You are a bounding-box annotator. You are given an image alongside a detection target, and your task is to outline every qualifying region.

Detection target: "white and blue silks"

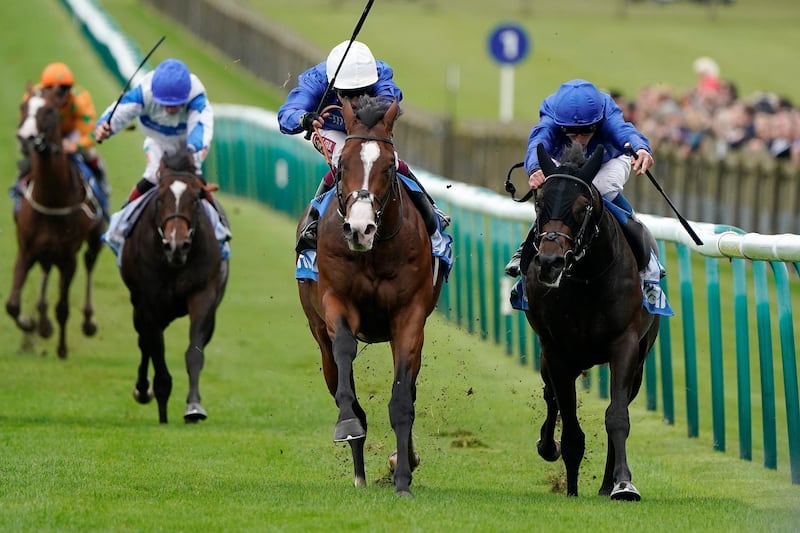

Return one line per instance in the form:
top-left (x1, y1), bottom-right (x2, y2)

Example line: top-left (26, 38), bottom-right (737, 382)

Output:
top-left (295, 174), bottom-right (454, 283)
top-left (102, 188), bottom-right (231, 267)
top-left (510, 197), bottom-right (673, 317)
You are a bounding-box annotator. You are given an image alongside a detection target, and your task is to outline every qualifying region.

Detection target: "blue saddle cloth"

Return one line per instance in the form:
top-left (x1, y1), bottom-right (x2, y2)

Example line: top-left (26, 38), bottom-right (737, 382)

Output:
top-left (296, 175), bottom-right (454, 282)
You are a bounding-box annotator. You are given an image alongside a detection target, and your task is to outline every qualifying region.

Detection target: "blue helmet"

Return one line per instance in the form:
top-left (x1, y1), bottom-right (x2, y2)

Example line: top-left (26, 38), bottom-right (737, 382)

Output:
top-left (552, 79), bottom-right (604, 127)
top-left (151, 59), bottom-right (191, 106)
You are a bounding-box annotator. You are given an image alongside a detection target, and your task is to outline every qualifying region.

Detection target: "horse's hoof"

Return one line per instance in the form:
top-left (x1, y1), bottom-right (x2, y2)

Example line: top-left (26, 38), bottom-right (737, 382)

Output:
top-left (184, 403), bottom-right (208, 423)
top-left (395, 489), bottom-right (413, 498)
top-left (17, 316), bottom-right (37, 334)
top-left (610, 481), bottom-right (641, 501)
top-left (82, 320), bottom-right (97, 337)
top-left (537, 439), bottom-right (561, 462)
top-left (389, 451), bottom-right (421, 472)
top-left (354, 476), bottom-right (367, 488)
top-left (132, 385), bottom-right (154, 404)
top-left (333, 418), bottom-right (365, 442)
top-left (38, 319), bottom-right (53, 338)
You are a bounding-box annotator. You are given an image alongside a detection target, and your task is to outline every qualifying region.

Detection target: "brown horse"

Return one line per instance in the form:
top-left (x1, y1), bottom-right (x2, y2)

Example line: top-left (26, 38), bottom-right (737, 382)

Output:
top-left (521, 143), bottom-right (660, 500)
top-left (7, 86), bottom-right (106, 358)
top-left (297, 96), bottom-right (445, 495)
top-left (120, 149), bottom-right (229, 424)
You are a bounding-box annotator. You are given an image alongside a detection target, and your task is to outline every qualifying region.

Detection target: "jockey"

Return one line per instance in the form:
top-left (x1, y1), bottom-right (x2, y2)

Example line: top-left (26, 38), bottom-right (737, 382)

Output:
top-left (94, 58), bottom-right (215, 206)
top-left (11, 62), bottom-right (110, 207)
top-left (505, 79), bottom-right (664, 297)
top-left (278, 40), bottom-right (449, 252)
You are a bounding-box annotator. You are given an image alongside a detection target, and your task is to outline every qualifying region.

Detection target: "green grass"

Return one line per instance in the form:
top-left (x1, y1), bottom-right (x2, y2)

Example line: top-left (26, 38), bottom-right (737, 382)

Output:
top-left (239, 0), bottom-right (800, 122)
top-left (0, 1), bottom-right (799, 531)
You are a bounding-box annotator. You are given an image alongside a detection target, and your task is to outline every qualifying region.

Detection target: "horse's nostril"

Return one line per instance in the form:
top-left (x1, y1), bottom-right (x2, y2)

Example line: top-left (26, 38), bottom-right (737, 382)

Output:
top-left (364, 224), bottom-right (376, 236)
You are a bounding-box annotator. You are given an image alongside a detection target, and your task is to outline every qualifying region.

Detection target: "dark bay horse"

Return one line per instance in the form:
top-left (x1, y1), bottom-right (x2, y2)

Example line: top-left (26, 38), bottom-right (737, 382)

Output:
top-left (121, 149), bottom-right (228, 423)
top-left (522, 143), bottom-right (660, 500)
top-left (7, 86), bottom-right (106, 358)
top-left (297, 96), bottom-right (445, 495)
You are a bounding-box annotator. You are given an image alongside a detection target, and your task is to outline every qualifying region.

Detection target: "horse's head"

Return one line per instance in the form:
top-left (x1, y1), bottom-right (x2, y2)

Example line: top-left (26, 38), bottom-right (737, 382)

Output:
top-left (336, 95), bottom-right (400, 252)
top-left (17, 88), bottom-right (60, 155)
top-left (155, 149), bottom-right (204, 267)
top-left (530, 142), bottom-right (604, 286)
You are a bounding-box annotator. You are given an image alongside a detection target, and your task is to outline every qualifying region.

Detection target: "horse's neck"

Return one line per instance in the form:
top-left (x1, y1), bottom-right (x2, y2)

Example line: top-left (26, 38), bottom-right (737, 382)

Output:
top-left (29, 146), bottom-right (79, 203)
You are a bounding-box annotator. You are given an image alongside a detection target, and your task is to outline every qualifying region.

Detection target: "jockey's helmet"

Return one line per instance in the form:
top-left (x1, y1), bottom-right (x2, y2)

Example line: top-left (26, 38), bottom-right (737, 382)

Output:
top-left (40, 62), bottom-right (74, 87)
top-left (152, 58), bottom-right (192, 106)
top-left (552, 79), bottom-right (604, 127)
top-left (327, 40), bottom-right (378, 90)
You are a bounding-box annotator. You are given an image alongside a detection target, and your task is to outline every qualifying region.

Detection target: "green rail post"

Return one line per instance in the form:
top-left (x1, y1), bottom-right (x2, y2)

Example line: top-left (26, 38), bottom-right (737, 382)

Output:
top-left (753, 261), bottom-right (777, 470)
top-left (678, 244), bottom-right (699, 437)
top-left (706, 257), bottom-right (725, 451)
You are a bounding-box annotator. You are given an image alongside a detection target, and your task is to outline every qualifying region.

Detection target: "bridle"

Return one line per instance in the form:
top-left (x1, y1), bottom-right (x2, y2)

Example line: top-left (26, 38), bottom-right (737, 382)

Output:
top-left (155, 173), bottom-right (200, 247)
top-left (532, 173), bottom-right (601, 276)
top-left (336, 133), bottom-right (403, 241)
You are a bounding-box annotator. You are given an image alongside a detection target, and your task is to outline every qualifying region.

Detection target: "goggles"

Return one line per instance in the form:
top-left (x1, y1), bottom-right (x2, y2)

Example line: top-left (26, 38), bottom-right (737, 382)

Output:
top-left (561, 123), bottom-right (599, 135)
top-left (54, 84), bottom-right (73, 97)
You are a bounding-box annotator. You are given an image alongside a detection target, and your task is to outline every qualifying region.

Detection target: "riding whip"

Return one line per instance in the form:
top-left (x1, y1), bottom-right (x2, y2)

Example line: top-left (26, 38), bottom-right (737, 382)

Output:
top-left (624, 142), bottom-right (703, 245)
top-left (304, 0), bottom-right (375, 140)
top-left (99, 35), bottom-right (166, 143)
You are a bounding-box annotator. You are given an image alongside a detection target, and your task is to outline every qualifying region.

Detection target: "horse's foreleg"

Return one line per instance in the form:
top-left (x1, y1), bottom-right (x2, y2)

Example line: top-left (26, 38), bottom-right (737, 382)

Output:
top-left (604, 337), bottom-right (644, 501)
top-left (184, 297), bottom-right (217, 423)
top-left (6, 253), bottom-right (36, 333)
top-left (134, 308), bottom-right (170, 423)
top-left (537, 361), bottom-right (562, 462)
top-left (81, 230), bottom-right (104, 337)
top-left (54, 258), bottom-right (77, 359)
top-left (36, 267), bottom-right (53, 338)
top-left (331, 318), bottom-right (365, 441)
top-left (388, 320), bottom-right (424, 496)
top-left (551, 372), bottom-right (584, 497)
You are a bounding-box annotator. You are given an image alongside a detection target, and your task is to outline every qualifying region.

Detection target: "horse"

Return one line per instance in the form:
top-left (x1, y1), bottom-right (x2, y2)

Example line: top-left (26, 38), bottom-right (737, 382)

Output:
top-left (120, 148), bottom-right (228, 424)
top-left (7, 85), bottom-right (107, 358)
top-left (521, 142), bottom-right (660, 500)
top-left (297, 96), bottom-right (445, 495)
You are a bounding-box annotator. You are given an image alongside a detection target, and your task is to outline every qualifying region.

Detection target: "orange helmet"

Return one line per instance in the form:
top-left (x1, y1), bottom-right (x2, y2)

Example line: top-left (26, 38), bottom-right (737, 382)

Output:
top-left (40, 62), bottom-right (75, 87)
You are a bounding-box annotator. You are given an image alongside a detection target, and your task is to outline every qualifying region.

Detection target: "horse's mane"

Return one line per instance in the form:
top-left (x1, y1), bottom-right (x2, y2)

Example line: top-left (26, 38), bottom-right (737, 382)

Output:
top-left (353, 95), bottom-right (397, 129)
top-left (558, 142), bottom-right (589, 175)
top-left (161, 148), bottom-right (197, 175)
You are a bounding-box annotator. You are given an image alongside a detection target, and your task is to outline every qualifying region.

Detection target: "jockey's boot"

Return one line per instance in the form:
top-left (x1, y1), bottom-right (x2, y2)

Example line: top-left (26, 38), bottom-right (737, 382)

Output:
top-left (9, 158), bottom-right (31, 218)
top-left (295, 180), bottom-right (334, 253)
top-left (124, 178), bottom-right (155, 207)
top-left (397, 160), bottom-right (451, 232)
top-left (86, 156), bottom-right (112, 197)
top-left (505, 244), bottom-right (524, 278)
top-left (611, 193), bottom-right (651, 272)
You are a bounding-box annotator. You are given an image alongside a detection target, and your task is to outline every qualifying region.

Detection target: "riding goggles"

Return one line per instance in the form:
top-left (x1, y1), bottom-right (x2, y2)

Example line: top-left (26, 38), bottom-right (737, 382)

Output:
top-left (53, 84), bottom-right (73, 96)
top-left (560, 122), bottom-right (599, 135)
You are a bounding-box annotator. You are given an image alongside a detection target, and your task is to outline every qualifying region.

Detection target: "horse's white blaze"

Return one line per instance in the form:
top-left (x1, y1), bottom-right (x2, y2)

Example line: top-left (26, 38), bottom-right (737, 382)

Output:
top-left (360, 142), bottom-right (379, 189)
top-left (17, 96), bottom-right (45, 138)
top-left (166, 180), bottom-right (189, 245)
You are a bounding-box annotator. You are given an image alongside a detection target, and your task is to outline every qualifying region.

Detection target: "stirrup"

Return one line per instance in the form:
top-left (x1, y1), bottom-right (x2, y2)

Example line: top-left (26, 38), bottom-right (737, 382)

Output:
top-left (434, 205), bottom-right (451, 230)
top-left (505, 248), bottom-right (523, 278)
top-left (295, 220), bottom-right (318, 253)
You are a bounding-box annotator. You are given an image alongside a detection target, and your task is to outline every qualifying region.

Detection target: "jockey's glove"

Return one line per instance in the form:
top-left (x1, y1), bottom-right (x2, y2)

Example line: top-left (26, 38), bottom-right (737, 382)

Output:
top-left (300, 112), bottom-right (321, 133)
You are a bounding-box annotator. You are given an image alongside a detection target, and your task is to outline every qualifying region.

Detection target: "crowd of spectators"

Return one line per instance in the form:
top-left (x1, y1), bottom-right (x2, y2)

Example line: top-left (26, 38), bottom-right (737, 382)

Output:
top-left (609, 57), bottom-right (800, 164)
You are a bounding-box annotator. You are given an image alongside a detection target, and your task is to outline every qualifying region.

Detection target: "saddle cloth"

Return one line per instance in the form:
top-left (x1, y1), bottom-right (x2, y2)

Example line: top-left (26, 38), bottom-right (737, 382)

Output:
top-left (102, 188), bottom-right (232, 267)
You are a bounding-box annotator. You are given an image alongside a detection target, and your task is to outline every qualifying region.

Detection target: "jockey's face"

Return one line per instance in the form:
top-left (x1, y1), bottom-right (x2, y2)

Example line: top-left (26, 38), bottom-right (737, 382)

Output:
top-left (565, 131), bottom-right (595, 147)
top-left (162, 105), bottom-right (182, 115)
top-left (48, 84), bottom-right (71, 106)
top-left (561, 122), bottom-right (599, 147)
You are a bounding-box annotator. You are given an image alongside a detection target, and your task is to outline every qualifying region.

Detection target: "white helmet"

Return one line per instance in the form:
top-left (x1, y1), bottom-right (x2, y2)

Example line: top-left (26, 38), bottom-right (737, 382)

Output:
top-left (326, 40), bottom-right (378, 90)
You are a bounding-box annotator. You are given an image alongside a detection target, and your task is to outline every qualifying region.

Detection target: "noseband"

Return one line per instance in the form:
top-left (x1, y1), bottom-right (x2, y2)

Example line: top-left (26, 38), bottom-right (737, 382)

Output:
top-left (156, 174), bottom-right (200, 245)
top-left (533, 173), bottom-right (600, 275)
top-left (337, 134), bottom-right (402, 241)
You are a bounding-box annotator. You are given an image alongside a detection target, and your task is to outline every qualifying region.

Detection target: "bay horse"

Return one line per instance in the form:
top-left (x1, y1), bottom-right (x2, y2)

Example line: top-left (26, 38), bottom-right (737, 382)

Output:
top-left (120, 148), bottom-right (228, 424)
top-left (297, 96), bottom-right (445, 495)
top-left (7, 86), bottom-right (106, 358)
top-left (521, 143), bottom-right (660, 500)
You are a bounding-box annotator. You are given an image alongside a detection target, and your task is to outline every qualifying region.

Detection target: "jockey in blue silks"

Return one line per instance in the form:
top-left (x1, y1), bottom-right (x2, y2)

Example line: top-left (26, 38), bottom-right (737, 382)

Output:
top-left (506, 79), bottom-right (666, 310)
top-left (278, 40), bottom-right (449, 253)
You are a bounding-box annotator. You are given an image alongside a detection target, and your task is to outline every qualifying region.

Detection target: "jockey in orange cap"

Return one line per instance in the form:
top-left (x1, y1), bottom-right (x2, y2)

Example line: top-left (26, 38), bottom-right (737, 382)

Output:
top-left (11, 62), bottom-right (110, 212)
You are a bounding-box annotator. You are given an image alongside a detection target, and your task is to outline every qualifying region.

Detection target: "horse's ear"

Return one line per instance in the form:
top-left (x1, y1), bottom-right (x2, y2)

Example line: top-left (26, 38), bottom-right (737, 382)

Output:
top-left (342, 97), bottom-right (357, 131)
top-left (537, 143), bottom-right (557, 177)
top-left (384, 99), bottom-right (400, 131)
top-left (578, 145), bottom-right (605, 184)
